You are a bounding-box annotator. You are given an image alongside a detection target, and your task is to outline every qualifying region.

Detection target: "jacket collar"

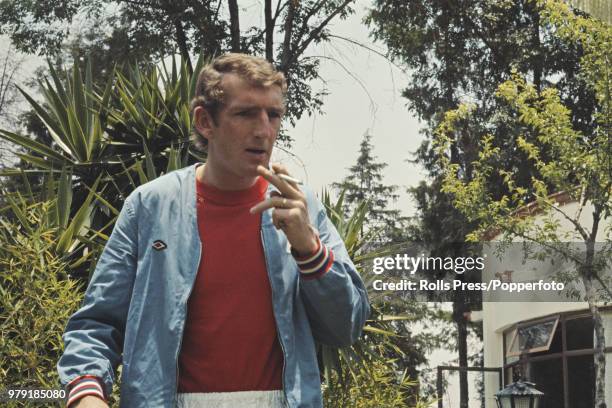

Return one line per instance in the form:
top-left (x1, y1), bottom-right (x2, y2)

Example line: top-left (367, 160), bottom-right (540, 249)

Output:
top-left (188, 163), bottom-right (276, 227)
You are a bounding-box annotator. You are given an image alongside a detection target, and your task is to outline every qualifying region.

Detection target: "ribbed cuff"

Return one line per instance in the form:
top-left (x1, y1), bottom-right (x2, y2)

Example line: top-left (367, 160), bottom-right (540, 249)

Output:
top-left (66, 375), bottom-right (106, 407)
top-left (292, 235), bottom-right (334, 280)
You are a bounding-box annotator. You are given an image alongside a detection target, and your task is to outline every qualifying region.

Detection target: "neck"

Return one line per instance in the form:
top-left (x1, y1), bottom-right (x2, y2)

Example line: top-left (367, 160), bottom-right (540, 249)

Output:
top-left (197, 160), bottom-right (258, 191)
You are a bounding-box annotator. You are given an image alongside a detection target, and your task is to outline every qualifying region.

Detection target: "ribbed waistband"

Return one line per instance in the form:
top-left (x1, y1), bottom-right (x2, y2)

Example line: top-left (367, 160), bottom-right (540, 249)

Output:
top-left (176, 390), bottom-right (287, 408)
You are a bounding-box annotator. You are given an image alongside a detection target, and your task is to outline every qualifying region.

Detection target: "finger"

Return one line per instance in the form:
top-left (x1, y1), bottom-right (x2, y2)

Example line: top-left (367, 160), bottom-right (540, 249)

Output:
top-left (270, 163), bottom-right (293, 178)
top-left (249, 196), bottom-right (302, 214)
top-left (259, 164), bottom-right (299, 195)
top-left (269, 192), bottom-right (289, 224)
top-left (272, 218), bottom-right (283, 230)
top-left (272, 208), bottom-right (293, 229)
top-left (271, 163), bottom-right (302, 189)
top-left (270, 162), bottom-right (288, 173)
top-left (256, 165), bottom-right (300, 198)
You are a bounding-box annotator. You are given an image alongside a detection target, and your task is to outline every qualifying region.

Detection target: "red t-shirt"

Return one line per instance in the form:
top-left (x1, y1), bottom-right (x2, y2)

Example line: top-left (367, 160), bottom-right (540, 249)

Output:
top-left (177, 176), bottom-right (284, 392)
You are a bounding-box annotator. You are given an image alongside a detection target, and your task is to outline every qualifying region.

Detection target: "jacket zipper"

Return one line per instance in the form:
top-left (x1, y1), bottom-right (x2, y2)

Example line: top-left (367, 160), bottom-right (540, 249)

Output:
top-left (172, 243), bottom-right (202, 407)
top-left (260, 229), bottom-right (288, 406)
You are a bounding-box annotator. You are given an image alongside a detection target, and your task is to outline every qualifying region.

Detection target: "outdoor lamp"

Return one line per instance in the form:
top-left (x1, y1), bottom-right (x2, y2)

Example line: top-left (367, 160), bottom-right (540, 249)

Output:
top-left (494, 380), bottom-right (544, 408)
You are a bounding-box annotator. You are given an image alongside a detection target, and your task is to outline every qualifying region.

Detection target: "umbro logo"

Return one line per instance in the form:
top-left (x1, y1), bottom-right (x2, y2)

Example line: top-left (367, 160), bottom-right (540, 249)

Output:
top-left (152, 240), bottom-right (167, 251)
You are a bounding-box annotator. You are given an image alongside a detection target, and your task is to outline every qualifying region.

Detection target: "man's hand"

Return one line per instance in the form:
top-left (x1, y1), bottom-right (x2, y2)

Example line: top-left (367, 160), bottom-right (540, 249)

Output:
top-left (250, 164), bottom-right (318, 256)
top-left (73, 395), bottom-right (109, 408)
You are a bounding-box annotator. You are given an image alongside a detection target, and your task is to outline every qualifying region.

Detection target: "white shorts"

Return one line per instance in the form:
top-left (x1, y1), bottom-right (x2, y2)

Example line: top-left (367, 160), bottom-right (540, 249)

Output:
top-left (176, 390), bottom-right (287, 408)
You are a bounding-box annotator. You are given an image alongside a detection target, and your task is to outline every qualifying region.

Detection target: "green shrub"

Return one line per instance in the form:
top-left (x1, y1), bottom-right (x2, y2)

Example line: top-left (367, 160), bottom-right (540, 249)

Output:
top-left (322, 353), bottom-right (434, 408)
top-left (0, 202), bottom-right (83, 406)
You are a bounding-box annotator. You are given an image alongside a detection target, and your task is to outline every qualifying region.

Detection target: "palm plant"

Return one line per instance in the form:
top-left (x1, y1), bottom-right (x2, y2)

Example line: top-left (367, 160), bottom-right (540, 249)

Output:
top-left (1, 166), bottom-right (109, 277)
top-left (0, 56), bottom-right (206, 237)
top-left (0, 55), bottom-right (211, 278)
top-left (319, 189), bottom-right (424, 403)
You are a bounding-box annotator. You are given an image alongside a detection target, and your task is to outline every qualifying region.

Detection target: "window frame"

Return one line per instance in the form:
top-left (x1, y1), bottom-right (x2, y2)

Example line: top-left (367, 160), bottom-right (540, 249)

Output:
top-left (501, 307), bottom-right (612, 408)
top-left (505, 315), bottom-right (560, 357)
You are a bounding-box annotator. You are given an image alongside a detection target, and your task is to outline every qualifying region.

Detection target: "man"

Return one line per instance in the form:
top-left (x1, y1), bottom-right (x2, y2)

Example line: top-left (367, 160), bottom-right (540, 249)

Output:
top-left (58, 53), bottom-right (369, 408)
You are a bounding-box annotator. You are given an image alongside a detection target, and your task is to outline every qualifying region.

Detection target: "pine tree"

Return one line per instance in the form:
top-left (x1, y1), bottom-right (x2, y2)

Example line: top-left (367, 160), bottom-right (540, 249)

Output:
top-left (333, 131), bottom-right (407, 243)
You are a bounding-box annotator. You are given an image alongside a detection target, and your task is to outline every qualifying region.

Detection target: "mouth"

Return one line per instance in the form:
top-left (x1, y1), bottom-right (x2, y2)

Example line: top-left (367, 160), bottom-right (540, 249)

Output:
top-left (245, 148), bottom-right (267, 157)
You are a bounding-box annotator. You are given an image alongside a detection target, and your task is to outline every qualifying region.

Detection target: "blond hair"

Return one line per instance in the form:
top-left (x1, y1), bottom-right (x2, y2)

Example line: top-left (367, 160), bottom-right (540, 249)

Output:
top-left (190, 53), bottom-right (287, 151)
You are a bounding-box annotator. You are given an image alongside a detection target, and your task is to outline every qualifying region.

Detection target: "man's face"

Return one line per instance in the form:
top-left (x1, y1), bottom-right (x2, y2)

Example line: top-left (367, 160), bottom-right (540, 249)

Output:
top-left (195, 73), bottom-right (284, 188)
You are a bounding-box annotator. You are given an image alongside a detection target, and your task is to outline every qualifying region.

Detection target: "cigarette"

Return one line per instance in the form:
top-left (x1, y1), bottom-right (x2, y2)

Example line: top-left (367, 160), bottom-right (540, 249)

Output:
top-left (269, 164), bottom-right (303, 185)
top-left (278, 173), bottom-right (303, 185)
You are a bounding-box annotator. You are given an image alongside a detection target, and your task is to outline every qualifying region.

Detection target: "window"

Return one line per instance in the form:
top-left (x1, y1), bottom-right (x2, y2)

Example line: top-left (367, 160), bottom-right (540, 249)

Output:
top-left (502, 308), bottom-right (612, 408)
top-left (566, 316), bottom-right (594, 350)
top-left (529, 358), bottom-right (564, 408)
top-left (567, 355), bottom-right (595, 408)
top-left (506, 316), bottom-right (559, 357)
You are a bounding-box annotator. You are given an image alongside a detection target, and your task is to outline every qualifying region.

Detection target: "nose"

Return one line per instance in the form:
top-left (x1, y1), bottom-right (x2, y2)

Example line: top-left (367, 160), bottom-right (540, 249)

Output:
top-left (253, 110), bottom-right (274, 139)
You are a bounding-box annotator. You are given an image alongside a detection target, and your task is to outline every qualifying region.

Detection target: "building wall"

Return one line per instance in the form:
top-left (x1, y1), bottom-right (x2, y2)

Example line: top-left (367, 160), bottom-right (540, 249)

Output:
top-left (482, 200), bottom-right (611, 407)
top-left (483, 302), bottom-right (588, 407)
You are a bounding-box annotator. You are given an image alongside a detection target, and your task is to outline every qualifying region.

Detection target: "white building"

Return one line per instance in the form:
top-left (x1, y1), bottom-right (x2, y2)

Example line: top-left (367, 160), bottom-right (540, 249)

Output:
top-left (482, 194), bottom-right (612, 407)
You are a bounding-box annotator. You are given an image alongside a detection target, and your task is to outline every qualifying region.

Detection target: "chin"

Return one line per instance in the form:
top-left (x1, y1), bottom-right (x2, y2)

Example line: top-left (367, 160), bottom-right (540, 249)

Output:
top-left (244, 164), bottom-right (261, 177)
top-left (253, 158), bottom-right (270, 169)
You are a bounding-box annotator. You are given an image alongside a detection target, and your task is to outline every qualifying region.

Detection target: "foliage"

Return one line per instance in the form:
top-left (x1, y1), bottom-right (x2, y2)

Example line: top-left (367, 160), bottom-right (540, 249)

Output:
top-left (0, 0), bottom-right (358, 139)
top-left (0, 196), bottom-right (125, 406)
top-left (365, 1), bottom-right (603, 405)
top-left (3, 55), bottom-right (201, 173)
top-left (2, 167), bottom-right (110, 274)
top-left (0, 56), bottom-right (205, 276)
top-left (435, 0), bottom-right (611, 405)
top-left (365, 0), bottom-right (602, 238)
top-left (365, 0), bottom-right (602, 249)
top-left (0, 201), bottom-right (84, 406)
top-left (0, 45), bottom-right (24, 166)
top-left (366, 0), bottom-right (596, 132)
top-left (323, 349), bottom-right (435, 408)
top-left (321, 188), bottom-right (410, 306)
top-left (320, 187), bottom-right (403, 374)
top-left (332, 131), bottom-right (408, 243)
top-left (435, 2), bottom-right (611, 245)
top-left (320, 188), bottom-right (445, 404)
top-left (0, 45), bottom-right (22, 129)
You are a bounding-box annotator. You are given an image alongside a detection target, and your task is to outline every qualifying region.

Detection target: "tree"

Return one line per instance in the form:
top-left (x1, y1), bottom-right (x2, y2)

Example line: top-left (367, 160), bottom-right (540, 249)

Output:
top-left (333, 131), bottom-right (407, 242)
top-left (0, 0), bottom-right (359, 141)
top-left (0, 45), bottom-right (23, 164)
top-left (0, 46), bottom-right (20, 124)
top-left (320, 189), bottom-right (445, 406)
top-left (365, 1), bottom-right (601, 405)
top-left (435, 1), bottom-right (611, 405)
top-left (0, 1), bottom-right (365, 229)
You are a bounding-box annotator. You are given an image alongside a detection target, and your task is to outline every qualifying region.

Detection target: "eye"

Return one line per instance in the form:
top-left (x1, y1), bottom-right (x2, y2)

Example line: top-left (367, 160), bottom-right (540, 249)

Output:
top-left (268, 110), bottom-right (281, 119)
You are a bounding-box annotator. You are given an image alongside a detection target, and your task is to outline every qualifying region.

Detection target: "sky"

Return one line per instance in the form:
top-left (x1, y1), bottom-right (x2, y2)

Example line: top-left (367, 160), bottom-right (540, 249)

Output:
top-left (240, 1), bottom-right (426, 217)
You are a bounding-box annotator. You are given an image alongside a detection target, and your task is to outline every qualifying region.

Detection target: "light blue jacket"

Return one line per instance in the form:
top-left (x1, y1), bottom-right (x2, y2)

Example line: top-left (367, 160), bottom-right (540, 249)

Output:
top-left (58, 164), bottom-right (370, 407)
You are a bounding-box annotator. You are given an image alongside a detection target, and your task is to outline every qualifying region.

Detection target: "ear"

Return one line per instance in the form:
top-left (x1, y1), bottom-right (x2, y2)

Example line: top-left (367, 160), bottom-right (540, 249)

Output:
top-left (194, 106), bottom-right (216, 142)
